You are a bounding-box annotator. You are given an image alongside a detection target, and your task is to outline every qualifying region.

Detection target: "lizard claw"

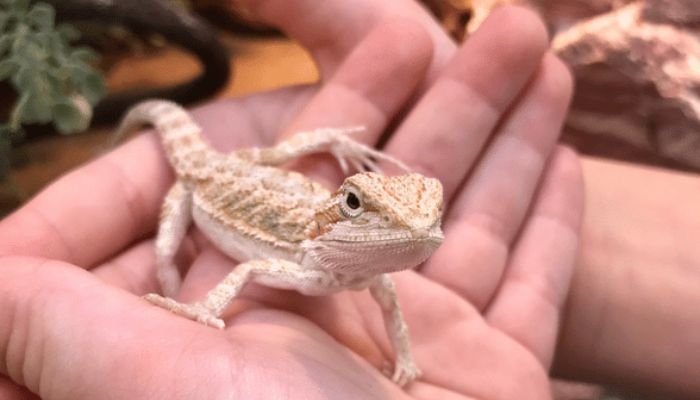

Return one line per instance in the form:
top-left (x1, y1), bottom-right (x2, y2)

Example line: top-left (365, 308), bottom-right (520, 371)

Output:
top-left (328, 128), bottom-right (411, 175)
top-left (144, 294), bottom-right (225, 329)
top-left (388, 357), bottom-right (421, 387)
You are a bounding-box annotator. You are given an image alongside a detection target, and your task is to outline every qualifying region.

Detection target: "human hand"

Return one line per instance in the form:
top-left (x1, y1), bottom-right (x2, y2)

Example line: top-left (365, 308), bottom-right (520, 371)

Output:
top-left (555, 158), bottom-right (700, 398)
top-left (0, 3), bottom-right (581, 399)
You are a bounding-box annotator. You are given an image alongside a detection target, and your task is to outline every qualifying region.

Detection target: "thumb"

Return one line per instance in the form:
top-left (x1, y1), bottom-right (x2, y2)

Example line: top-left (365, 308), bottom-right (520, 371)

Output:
top-left (0, 257), bottom-right (410, 400)
top-left (0, 257), bottom-right (220, 399)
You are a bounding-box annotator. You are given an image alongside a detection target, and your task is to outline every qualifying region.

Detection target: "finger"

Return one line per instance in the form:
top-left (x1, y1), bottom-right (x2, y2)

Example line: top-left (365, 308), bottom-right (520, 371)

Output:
top-left (237, 0), bottom-right (454, 77)
top-left (420, 53), bottom-right (574, 308)
top-left (0, 136), bottom-right (172, 267)
top-left (385, 6), bottom-right (550, 199)
top-left (89, 221), bottom-right (210, 294)
top-left (0, 377), bottom-right (37, 400)
top-left (358, 271), bottom-right (552, 399)
top-left (278, 20), bottom-right (433, 185)
top-left (485, 147), bottom-right (584, 367)
top-left (195, 86), bottom-right (317, 150)
top-left (0, 256), bottom-right (193, 399)
top-left (284, 20), bottom-right (432, 133)
top-left (91, 239), bottom-right (159, 294)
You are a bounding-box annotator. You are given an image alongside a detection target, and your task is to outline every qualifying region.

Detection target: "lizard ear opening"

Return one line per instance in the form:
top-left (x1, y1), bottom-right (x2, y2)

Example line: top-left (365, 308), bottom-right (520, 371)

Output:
top-left (339, 187), bottom-right (364, 218)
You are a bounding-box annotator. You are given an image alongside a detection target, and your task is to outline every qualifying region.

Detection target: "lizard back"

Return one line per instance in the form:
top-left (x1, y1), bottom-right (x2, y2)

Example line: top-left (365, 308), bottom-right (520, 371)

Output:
top-left (117, 100), bottom-right (334, 263)
top-left (191, 158), bottom-right (331, 261)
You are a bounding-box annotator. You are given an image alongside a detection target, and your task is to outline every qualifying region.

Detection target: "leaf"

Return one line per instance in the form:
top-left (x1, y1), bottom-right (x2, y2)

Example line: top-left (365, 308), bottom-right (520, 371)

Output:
top-left (48, 35), bottom-right (69, 64)
top-left (0, 35), bottom-right (12, 56)
top-left (32, 31), bottom-right (51, 48)
top-left (26, 3), bottom-right (55, 29)
top-left (8, 0), bottom-right (29, 12)
top-left (78, 70), bottom-right (105, 105)
top-left (22, 39), bottom-right (46, 62)
top-left (56, 24), bottom-right (80, 42)
top-left (45, 63), bottom-right (67, 81)
top-left (12, 75), bottom-right (54, 124)
top-left (22, 90), bottom-right (54, 123)
top-left (0, 1), bottom-right (104, 135)
top-left (10, 25), bottom-right (31, 55)
top-left (44, 68), bottom-right (66, 92)
top-left (0, 13), bottom-right (9, 32)
top-left (11, 65), bottom-right (37, 91)
top-left (52, 100), bottom-right (88, 134)
top-left (0, 59), bottom-right (18, 81)
top-left (70, 47), bottom-right (98, 64)
top-left (9, 93), bottom-right (30, 131)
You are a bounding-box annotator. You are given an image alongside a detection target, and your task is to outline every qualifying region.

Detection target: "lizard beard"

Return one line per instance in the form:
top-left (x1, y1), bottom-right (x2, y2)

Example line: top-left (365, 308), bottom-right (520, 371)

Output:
top-left (301, 228), bottom-right (443, 274)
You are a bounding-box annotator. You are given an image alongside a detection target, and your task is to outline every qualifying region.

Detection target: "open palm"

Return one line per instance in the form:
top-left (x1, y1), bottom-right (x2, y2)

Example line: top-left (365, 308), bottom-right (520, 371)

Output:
top-left (0, 3), bottom-right (582, 400)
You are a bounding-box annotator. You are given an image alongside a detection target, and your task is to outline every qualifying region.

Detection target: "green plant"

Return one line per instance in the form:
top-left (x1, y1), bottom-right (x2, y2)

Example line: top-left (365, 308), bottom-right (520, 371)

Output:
top-left (0, 0), bottom-right (106, 180)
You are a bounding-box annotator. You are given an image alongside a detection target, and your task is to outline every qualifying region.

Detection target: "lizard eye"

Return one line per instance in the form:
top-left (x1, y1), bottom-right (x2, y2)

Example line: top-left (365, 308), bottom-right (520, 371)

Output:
top-left (346, 192), bottom-right (360, 209)
top-left (340, 188), bottom-right (363, 218)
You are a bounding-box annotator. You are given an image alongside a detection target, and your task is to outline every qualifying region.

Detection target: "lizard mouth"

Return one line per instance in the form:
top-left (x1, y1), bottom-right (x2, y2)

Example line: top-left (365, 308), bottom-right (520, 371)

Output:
top-left (303, 226), bottom-right (444, 274)
top-left (335, 228), bottom-right (444, 246)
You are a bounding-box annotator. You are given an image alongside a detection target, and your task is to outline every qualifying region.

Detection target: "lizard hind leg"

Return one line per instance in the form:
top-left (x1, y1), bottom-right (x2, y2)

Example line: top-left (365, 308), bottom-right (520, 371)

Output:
top-left (144, 258), bottom-right (338, 329)
top-left (143, 260), bottom-right (257, 329)
top-left (155, 182), bottom-right (193, 297)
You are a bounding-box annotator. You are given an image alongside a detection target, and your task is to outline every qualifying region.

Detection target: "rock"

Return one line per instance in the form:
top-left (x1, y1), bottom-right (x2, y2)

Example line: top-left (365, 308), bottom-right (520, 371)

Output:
top-left (552, 2), bottom-right (700, 170)
top-left (441, 0), bottom-right (700, 170)
top-left (642, 0), bottom-right (700, 26)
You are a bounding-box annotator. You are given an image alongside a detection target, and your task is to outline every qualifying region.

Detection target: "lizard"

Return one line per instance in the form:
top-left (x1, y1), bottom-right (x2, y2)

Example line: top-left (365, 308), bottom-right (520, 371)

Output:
top-left (115, 100), bottom-right (445, 387)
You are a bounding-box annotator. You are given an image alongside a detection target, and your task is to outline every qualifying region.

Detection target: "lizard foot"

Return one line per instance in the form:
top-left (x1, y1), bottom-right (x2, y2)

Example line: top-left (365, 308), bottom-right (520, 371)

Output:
top-left (327, 129), bottom-right (410, 175)
top-left (144, 294), bottom-right (225, 329)
top-left (388, 358), bottom-right (422, 387)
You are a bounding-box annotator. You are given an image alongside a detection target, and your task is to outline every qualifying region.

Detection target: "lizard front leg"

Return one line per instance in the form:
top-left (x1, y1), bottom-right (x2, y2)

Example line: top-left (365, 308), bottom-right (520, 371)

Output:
top-left (369, 274), bottom-right (421, 387)
top-left (145, 258), bottom-right (338, 328)
top-left (233, 127), bottom-right (409, 174)
top-left (155, 182), bottom-right (192, 297)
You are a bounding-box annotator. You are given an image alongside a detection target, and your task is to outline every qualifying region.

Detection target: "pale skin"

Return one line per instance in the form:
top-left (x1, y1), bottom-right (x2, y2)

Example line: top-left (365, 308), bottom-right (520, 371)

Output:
top-left (1, 1), bottom-right (692, 399)
top-left (556, 158), bottom-right (700, 398)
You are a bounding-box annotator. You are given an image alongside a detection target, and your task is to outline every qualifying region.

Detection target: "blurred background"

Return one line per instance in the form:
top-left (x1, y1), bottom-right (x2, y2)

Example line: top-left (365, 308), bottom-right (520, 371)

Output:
top-left (0, 0), bottom-right (319, 213)
top-left (0, 1), bottom-right (697, 398)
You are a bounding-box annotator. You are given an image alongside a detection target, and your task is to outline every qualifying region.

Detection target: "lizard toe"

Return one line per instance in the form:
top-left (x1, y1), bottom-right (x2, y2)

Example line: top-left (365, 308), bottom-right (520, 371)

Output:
top-left (391, 360), bottom-right (421, 387)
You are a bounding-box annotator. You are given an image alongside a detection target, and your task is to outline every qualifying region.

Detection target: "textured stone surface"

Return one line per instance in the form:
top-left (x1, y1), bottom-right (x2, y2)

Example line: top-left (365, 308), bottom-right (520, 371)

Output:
top-left (551, 2), bottom-right (700, 170)
top-left (454, 0), bottom-right (700, 171)
top-left (642, 0), bottom-right (700, 25)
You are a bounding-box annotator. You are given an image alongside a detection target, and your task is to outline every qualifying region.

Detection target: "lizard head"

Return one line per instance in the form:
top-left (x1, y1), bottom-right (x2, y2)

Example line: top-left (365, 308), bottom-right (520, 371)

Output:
top-left (303, 172), bottom-right (444, 274)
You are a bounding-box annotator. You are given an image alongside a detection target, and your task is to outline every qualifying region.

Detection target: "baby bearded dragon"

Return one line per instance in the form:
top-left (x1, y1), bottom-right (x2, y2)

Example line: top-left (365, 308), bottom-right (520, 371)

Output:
top-left (116, 100), bottom-right (444, 386)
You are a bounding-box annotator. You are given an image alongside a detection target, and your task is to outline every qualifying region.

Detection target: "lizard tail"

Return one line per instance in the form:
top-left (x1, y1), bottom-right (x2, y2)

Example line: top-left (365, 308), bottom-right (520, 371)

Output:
top-left (113, 100), bottom-right (216, 180)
